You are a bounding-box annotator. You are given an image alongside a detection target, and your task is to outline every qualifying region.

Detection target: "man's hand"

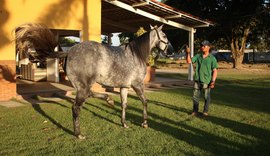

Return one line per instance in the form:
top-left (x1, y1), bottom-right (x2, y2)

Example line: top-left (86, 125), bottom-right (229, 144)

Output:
top-left (185, 45), bottom-right (191, 64)
top-left (186, 45), bottom-right (190, 54)
top-left (209, 81), bottom-right (215, 89)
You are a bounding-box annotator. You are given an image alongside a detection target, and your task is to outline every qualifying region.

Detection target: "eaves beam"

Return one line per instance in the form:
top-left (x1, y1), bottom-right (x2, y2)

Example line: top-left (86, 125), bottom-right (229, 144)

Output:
top-left (103, 0), bottom-right (193, 32)
top-left (132, 2), bottom-right (149, 7)
top-left (148, 0), bottom-right (211, 26)
top-left (194, 24), bottom-right (210, 28)
top-left (164, 14), bottom-right (182, 19)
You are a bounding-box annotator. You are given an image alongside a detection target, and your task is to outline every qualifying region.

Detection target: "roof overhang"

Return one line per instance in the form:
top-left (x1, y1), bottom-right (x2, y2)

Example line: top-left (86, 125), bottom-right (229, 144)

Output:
top-left (102, 0), bottom-right (214, 34)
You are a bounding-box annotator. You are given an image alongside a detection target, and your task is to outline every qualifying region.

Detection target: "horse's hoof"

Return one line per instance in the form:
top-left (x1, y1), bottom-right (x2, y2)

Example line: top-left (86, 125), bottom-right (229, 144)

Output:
top-left (107, 99), bottom-right (114, 107)
top-left (106, 97), bottom-right (114, 107)
top-left (123, 124), bottom-right (129, 128)
top-left (141, 123), bottom-right (148, 128)
top-left (77, 134), bottom-right (86, 140)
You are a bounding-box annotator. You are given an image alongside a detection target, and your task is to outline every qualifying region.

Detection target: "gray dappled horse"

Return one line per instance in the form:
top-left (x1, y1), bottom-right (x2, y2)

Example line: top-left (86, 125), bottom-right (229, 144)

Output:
top-left (16, 24), bottom-right (171, 139)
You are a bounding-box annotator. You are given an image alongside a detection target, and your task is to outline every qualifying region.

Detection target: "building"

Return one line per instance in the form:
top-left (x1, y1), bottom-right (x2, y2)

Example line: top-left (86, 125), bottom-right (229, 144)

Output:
top-left (0, 0), bottom-right (212, 101)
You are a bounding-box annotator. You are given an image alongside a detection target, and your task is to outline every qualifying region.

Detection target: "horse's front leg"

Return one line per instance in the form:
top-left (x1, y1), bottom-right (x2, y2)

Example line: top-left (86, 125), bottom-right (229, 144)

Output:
top-left (132, 85), bottom-right (148, 128)
top-left (120, 87), bottom-right (129, 128)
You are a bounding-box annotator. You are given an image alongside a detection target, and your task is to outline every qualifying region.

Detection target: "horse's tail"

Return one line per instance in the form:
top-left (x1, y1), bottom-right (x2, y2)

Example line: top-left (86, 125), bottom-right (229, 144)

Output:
top-left (15, 23), bottom-right (68, 58)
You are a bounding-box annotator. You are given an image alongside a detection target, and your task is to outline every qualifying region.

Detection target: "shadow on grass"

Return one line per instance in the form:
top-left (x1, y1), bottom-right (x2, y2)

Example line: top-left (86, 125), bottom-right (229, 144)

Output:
top-left (55, 86), bottom-right (270, 155)
top-left (83, 96), bottom-right (269, 155)
top-left (213, 78), bottom-right (270, 113)
top-left (22, 95), bottom-right (74, 136)
top-left (110, 94), bottom-right (270, 155)
top-left (156, 72), bottom-right (270, 114)
top-left (22, 82), bottom-right (270, 155)
top-left (202, 115), bottom-right (270, 144)
top-left (83, 101), bottom-right (122, 127)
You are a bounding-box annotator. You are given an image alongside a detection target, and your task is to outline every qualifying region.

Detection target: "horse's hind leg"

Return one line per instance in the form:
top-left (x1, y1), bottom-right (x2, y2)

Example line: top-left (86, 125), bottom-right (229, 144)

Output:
top-left (132, 84), bottom-right (148, 128)
top-left (73, 87), bottom-right (89, 139)
top-left (120, 87), bottom-right (129, 128)
top-left (91, 92), bottom-right (114, 107)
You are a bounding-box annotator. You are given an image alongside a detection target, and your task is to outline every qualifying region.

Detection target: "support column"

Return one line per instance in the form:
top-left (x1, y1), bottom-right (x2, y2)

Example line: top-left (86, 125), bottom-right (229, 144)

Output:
top-left (83, 0), bottom-right (101, 42)
top-left (108, 33), bottom-right (112, 45)
top-left (188, 28), bottom-right (195, 81)
top-left (46, 58), bottom-right (59, 83)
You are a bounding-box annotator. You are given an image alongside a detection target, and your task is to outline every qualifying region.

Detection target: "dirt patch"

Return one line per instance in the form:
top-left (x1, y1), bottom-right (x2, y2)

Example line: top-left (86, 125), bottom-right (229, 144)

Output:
top-left (217, 61), bottom-right (270, 74)
top-left (218, 61), bottom-right (270, 69)
top-left (158, 60), bottom-right (270, 74)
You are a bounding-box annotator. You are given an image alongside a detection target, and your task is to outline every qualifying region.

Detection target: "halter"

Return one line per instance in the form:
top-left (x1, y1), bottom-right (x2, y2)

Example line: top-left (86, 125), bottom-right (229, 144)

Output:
top-left (154, 28), bottom-right (169, 52)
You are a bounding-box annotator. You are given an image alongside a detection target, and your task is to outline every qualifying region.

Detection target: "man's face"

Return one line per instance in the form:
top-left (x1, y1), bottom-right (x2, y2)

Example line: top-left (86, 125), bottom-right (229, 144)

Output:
top-left (201, 45), bottom-right (210, 53)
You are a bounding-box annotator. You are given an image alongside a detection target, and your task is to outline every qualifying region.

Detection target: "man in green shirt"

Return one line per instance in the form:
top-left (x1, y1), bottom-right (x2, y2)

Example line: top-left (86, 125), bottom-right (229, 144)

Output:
top-left (186, 40), bottom-right (218, 116)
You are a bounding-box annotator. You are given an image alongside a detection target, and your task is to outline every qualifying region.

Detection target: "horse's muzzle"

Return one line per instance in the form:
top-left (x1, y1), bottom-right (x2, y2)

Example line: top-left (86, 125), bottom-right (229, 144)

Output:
top-left (162, 42), bottom-right (174, 56)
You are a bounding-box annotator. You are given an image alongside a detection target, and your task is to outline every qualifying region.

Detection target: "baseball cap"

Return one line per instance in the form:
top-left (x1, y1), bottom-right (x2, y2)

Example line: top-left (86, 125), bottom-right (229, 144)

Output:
top-left (201, 40), bottom-right (211, 46)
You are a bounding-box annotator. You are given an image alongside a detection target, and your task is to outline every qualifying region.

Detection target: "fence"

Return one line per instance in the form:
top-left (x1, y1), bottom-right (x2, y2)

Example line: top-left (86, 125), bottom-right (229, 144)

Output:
top-left (214, 50), bottom-right (270, 63)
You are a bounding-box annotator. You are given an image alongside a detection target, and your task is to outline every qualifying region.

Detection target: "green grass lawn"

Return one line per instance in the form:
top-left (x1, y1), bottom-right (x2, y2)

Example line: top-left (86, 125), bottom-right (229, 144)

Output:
top-left (1, 71), bottom-right (270, 155)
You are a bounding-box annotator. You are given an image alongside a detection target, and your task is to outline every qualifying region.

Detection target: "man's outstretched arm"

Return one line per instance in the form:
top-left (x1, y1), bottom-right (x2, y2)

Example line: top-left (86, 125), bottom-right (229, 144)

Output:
top-left (186, 46), bottom-right (192, 64)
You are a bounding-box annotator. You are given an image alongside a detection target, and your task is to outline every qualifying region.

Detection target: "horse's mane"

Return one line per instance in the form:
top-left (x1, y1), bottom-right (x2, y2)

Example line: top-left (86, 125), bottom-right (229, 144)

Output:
top-left (128, 32), bottom-right (150, 64)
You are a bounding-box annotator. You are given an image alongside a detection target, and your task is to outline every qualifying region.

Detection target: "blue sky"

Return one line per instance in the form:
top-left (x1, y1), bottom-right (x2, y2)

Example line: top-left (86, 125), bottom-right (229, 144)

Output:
top-left (111, 33), bottom-right (121, 46)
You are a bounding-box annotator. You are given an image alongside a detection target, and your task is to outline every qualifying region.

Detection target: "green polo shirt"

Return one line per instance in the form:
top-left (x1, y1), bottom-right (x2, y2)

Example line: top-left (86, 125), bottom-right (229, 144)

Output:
top-left (192, 53), bottom-right (218, 84)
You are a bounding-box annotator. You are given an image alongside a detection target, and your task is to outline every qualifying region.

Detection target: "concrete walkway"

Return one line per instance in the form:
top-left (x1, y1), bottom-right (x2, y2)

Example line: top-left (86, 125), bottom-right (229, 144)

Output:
top-left (0, 69), bottom-right (192, 107)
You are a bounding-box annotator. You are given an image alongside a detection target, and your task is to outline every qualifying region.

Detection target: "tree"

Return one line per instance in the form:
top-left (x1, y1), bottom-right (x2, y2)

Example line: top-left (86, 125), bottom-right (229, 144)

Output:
top-left (249, 3), bottom-right (270, 51)
top-left (164, 0), bottom-right (270, 68)
top-left (59, 37), bottom-right (77, 47)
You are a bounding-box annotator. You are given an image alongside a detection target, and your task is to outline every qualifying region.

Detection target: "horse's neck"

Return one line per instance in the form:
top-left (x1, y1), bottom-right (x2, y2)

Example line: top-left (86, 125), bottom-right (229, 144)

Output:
top-left (135, 32), bottom-right (155, 59)
top-left (141, 31), bottom-right (157, 54)
top-left (140, 40), bottom-right (151, 56)
top-left (130, 33), bottom-right (151, 63)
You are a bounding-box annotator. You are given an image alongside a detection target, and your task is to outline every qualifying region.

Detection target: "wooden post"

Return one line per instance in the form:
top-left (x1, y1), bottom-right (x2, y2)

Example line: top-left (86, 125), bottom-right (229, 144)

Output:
top-left (188, 28), bottom-right (195, 81)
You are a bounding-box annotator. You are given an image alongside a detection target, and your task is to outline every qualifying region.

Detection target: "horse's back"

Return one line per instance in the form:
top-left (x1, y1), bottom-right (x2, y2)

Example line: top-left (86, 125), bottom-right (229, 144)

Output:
top-left (67, 41), bottom-right (102, 59)
top-left (66, 41), bottom-right (146, 88)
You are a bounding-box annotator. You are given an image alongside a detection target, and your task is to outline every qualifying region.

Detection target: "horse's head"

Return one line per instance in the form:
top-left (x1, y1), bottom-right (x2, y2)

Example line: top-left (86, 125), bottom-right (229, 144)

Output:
top-left (150, 25), bottom-right (174, 56)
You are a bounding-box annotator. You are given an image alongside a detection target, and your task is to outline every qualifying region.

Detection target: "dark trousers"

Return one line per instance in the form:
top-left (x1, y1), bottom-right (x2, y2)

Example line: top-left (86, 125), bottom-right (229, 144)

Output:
top-left (193, 81), bottom-right (211, 113)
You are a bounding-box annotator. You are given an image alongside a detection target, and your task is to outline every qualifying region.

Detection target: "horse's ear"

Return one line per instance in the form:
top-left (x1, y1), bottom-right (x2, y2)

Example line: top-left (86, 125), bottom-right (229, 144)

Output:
top-left (150, 25), bottom-right (154, 30)
top-left (158, 24), bottom-right (164, 30)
